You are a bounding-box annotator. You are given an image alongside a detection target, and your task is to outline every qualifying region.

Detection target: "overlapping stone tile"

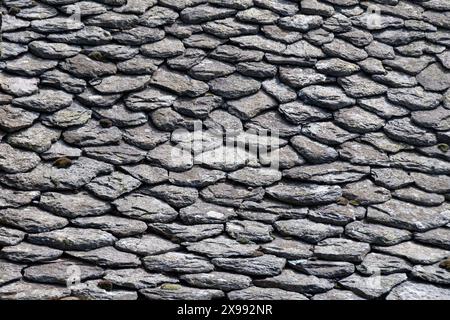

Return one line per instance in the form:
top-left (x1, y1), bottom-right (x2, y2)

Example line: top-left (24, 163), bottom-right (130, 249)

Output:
top-left (1, 0), bottom-right (450, 301)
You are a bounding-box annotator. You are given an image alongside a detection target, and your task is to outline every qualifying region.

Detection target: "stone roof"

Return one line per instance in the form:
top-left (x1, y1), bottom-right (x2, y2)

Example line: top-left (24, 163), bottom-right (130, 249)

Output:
top-left (0, 0), bottom-right (450, 300)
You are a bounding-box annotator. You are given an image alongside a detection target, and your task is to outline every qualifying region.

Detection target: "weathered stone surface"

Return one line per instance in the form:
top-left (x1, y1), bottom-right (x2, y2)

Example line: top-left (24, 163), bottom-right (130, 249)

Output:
top-left (393, 187), bottom-right (445, 206)
top-left (141, 184), bottom-right (198, 208)
top-left (61, 54), bottom-right (117, 79)
top-left (0, 227), bottom-right (26, 247)
top-left (104, 269), bottom-right (177, 290)
top-left (86, 172), bottom-right (141, 200)
top-left (385, 117), bottom-right (437, 147)
top-left (212, 255), bottom-right (286, 277)
top-left (387, 281), bottom-right (450, 300)
top-left (302, 121), bottom-right (358, 145)
top-left (84, 144), bottom-right (146, 165)
top-left (149, 223), bottom-right (223, 242)
top-left (5, 54), bottom-right (58, 76)
top-left (374, 242), bottom-right (450, 265)
top-left (39, 192), bottom-right (110, 218)
top-left (410, 263), bottom-right (450, 286)
top-left (299, 85), bottom-right (355, 110)
top-left (323, 39), bottom-right (368, 61)
top-left (1, 243), bottom-right (63, 263)
top-left (27, 227), bottom-right (116, 251)
top-left (0, 105), bottom-right (39, 133)
top-left (338, 73), bottom-right (387, 98)
top-left (0, 207), bottom-right (68, 233)
top-left (342, 180), bottom-right (391, 205)
top-left (181, 271), bottom-right (251, 291)
top-left (335, 107), bottom-right (385, 133)
top-left (0, 281), bottom-right (70, 300)
top-left (290, 135), bottom-right (338, 163)
top-left (361, 132), bottom-right (413, 154)
top-left (228, 167), bottom-right (281, 187)
top-left (4, 0), bottom-right (450, 300)
top-left (280, 67), bottom-right (332, 89)
top-left (151, 67), bottom-right (209, 97)
top-left (141, 285), bottom-right (224, 300)
top-left (261, 237), bottom-right (313, 260)
top-left (314, 238), bottom-right (370, 263)
top-left (7, 123), bottom-right (60, 153)
top-left (12, 89), bottom-right (72, 112)
top-left (0, 260), bottom-right (24, 286)
top-left (368, 200), bottom-right (450, 232)
top-left (267, 182), bottom-right (342, 205)
top-left (358, 252), bottom-right (412, 276)
top-left (71, 280), bottom-right (138, 300)
top-left (1, 157), bottom-right (113, 191)
top-left (67, 247), bottom-right (140, 267)
top-left (200, 182), bottom-right (264, 207)
top-left (284, 162), bottom-right (369, 184)
top-left (390, 152), bottom-right (450, 174)
top-left (123, 124), bottom-right (170, 149)
top-left (116, 234), bottom-right (180, 256)
top-left (339, 273), bottom-right (407, 299)
top-left (255, 269), bottom-right (334, 294)
top-left (228, 286), bottom-right (307, 300)
top-left (42, 103), bottom-right (91, 128)
top-left (23, 260), bottom-right (104, 285)
top-left (415, 228), bottom-right (450, 250)
top-left (308, 203), bottom-right (365, 226)
top-left (209, 74), bottom-right (261, 99)
top-left (143, 252), bottom-right (214, 273)
top-left (113, 193), bottom-right (177, 223)
top-left (147, 143), bottom-right (193, 172)
top-left (340, 141), bottom-right (391, 166)
top-left (387, 87), bottom-right (441, 111)
top-left (0, 143), bottom-right (41, 173)
top-left (0, 74), bottom-right (39, 97)
top-left (246, 110), bottom-right (302, 137)
top-left (169, 167), bottom-right (225, 188)
top-left (289, 259), bottom-right (354, 279)
top-left (275, 219), bottom-right (343, 244)
top-left (345, 221), bottom-right (411, 246)
top-left (279, 101), bottom-right (331, 125)
top-left (226, 220), bottom-right (273, 243)
top-left (312, 289), bottom-right (364, 300)
top-left (93, 75), bottom-right (150, 94)
top-left (179, 200), bottom-right (235, 224)
top-left (417, 63), bottom-right (450, 91)
top-left (184, 236), bottom-right (260, 258)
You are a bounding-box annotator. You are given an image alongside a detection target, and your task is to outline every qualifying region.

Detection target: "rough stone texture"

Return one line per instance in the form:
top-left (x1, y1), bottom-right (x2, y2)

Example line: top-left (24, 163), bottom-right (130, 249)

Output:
top-left (1, 0), bottom-right (449, 301)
